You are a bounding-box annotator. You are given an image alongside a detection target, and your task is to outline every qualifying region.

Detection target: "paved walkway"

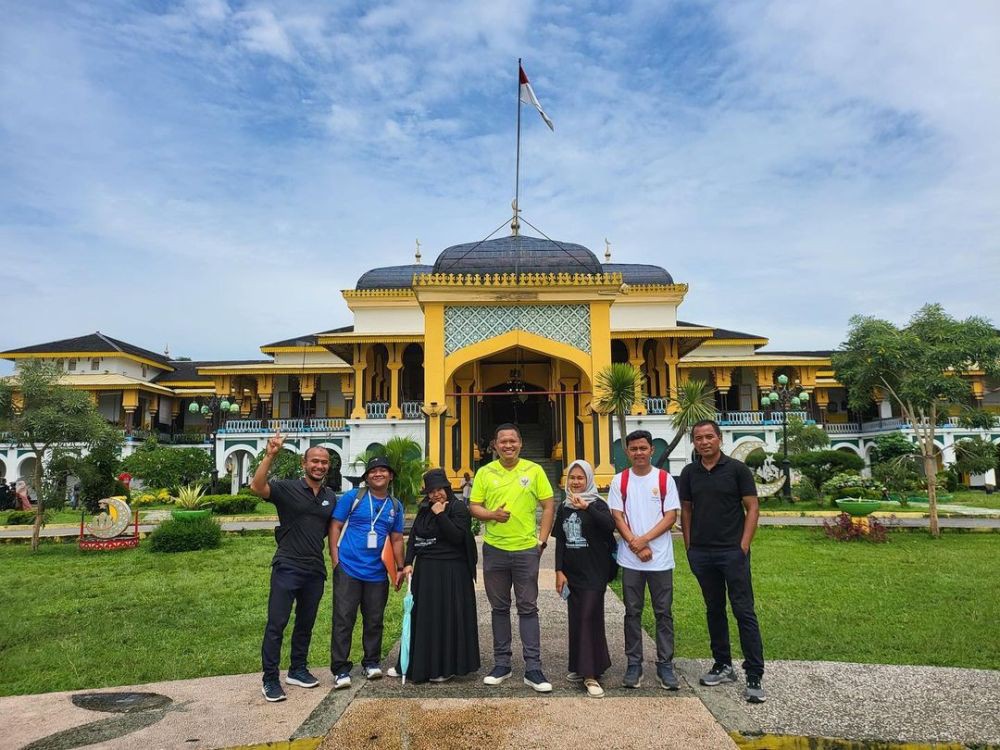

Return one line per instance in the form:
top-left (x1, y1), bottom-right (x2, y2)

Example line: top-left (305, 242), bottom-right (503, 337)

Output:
top-left (2, 547), bottom-right (999, 749)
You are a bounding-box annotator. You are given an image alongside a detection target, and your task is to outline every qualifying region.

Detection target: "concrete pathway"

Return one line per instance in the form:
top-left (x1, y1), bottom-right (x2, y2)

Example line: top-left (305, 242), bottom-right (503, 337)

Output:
top-left (3, 546), bottom-right (1000, 749)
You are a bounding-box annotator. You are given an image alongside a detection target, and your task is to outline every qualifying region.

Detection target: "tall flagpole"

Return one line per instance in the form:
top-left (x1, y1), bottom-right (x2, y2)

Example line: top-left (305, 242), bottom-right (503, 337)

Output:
top-left (513, 57), bottom-right (522, 236)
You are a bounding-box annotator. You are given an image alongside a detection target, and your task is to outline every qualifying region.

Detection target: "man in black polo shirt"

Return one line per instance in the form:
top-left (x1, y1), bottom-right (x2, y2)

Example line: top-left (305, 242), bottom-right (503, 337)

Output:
top-left (678, 419), bottom-right (766, 703)
top-left (250, 431), bottom-right (337, 702)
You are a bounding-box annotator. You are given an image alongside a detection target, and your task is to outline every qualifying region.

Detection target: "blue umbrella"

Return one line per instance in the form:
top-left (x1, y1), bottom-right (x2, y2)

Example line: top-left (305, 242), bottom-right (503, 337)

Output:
top-left (400, 574), bottom-right (414, 685)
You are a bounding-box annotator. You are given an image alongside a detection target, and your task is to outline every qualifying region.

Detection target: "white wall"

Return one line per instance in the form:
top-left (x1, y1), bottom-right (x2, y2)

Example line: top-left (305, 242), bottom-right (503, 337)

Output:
top-left (352, 306), bottom-right (424, 334)
top-left (685, 343), bottom-right (758, 358)
top-left (273, 350), bottom-right (350, 366)
top-left (609, 301), bottom-right (678, 329)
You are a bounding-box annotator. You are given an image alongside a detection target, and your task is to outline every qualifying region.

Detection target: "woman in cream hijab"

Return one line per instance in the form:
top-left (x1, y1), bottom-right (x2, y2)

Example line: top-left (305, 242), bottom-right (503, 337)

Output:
top-left (553, 459), bottom-right (617, 697)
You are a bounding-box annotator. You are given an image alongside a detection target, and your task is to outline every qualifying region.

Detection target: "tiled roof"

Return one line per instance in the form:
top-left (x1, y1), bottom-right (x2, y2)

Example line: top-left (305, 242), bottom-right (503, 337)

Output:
top-left (432, 235), bottom-right (601, 276)
top-left (602, 263), bottom-right (674, 285)
top-left (155, 360), bottom-right (272, 383)
top-left (262, 326), bottom-right (351, 348)
top-left (356, 264), bottom-right (428, 290)
top-left (678, 321), bottom-right (766, 340)
top-left (1, 332), bottom-right (172, 367)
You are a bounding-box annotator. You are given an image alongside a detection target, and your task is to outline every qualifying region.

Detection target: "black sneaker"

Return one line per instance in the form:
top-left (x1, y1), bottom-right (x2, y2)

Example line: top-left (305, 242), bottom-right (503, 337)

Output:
top-left (285, 667), bottom-right (319, 688)
top-left (262, 680), bottom-right (287, 702)
top-left (745, 675), bottom-right (767, 703)
top-left (700, 662), bottom-right (737, 686)
top-left (483, 666), bottom-right (513, 685)
top-left (622, 664), bottom-right (643, 688)
top-left (523, 670), bottom-right (553, 693)
top-left (656, 663), bottom-right (680, 690)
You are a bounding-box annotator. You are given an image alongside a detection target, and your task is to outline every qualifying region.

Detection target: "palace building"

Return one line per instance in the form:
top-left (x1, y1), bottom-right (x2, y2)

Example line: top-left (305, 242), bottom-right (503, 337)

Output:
top-left (2, 232), bottom-right (997, 491)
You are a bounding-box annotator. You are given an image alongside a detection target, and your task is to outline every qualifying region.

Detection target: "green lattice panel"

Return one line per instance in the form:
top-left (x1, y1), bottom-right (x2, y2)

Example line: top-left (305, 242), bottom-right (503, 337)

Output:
top-left (444, 304), bottom-right (590, 355)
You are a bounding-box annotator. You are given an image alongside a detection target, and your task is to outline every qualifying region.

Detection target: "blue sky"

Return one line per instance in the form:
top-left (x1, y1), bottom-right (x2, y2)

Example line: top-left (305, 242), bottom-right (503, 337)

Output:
top-left (2, 0), bottom-right (998, 371)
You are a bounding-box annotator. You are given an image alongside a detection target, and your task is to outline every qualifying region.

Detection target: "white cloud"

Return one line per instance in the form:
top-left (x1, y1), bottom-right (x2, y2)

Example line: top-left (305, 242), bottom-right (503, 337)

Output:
top-left (234, 7), bottom-right (297, 62)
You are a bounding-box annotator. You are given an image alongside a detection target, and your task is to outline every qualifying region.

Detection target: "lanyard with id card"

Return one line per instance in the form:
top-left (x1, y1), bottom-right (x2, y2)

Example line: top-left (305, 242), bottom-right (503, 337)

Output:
top-left (367, 492), bottom-right (389, 549)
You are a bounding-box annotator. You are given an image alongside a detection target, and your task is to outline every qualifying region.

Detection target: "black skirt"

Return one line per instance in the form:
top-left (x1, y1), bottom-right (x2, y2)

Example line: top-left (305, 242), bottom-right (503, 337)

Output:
top-left (567, 586), bottom-right (611, 678)
top-left (405, 556), bottom-right (480, 683)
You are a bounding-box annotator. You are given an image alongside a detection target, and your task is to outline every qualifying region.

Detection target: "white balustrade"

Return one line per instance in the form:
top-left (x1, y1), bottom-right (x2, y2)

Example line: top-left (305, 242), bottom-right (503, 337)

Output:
top-left (309, 418), bottom-right (347, 431)
top-left (644, 397), bottom-right (668, 415)
top-left (267, 418), bottom-right (305, 432)
top-left (225, 419), bottom-right (262, 433)
top-left (366, 402), bottom-right (389, 419)
top-left (823, 423), bottom-right (861, 434)
top-left (401, 401), bottom-right (423, 419)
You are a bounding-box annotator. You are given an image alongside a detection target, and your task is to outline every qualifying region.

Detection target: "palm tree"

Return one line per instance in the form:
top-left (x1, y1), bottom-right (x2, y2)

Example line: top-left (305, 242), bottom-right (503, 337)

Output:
top-left (655, 379), bottom-right (717, 468)
top-left (353, 436), bottom-right (428, 507)
top-left (593, 363), bottom-right (646, 451)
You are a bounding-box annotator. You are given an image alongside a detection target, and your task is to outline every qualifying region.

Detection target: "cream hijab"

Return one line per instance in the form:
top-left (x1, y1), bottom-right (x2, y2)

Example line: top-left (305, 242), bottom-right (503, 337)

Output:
top-left (563, 459), bottom-right (601, 508)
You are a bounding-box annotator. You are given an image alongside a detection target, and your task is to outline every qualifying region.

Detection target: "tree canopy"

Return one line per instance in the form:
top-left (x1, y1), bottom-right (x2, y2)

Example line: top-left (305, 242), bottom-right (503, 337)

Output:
top-left (833, 303), bottom-right (1000, 536)
top-left (0, 360), bottom-right (110, 550)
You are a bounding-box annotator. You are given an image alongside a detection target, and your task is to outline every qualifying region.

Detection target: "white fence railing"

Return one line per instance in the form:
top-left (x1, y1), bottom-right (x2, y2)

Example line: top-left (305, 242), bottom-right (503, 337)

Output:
top-left (366, 402), bottom-right (389, 419)
top-left (644, 397), bottom-right (668, 415)
top-left (402, 401), bottom-right (423, 419)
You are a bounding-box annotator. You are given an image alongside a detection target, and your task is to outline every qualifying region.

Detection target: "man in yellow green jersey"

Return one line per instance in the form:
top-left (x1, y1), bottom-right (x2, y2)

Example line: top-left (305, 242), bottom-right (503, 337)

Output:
top-left (470, 423), bottom-right (555, 692)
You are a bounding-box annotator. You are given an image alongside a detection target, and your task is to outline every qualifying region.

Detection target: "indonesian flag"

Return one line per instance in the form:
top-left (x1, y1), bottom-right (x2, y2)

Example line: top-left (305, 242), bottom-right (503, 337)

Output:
top-left (519, 64), bottom-right (554, 131)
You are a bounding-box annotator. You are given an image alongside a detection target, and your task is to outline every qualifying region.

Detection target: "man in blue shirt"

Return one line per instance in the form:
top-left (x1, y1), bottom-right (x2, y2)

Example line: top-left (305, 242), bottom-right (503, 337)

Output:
top-left (328, 456), bottom-right (405, 689)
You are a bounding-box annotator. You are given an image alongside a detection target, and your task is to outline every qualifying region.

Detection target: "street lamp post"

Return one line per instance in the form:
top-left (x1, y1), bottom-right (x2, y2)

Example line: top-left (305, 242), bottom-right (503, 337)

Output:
top-left (760, 374), bottom-right (810, 499)
top-left (188, 397), bottom-right (239, 491)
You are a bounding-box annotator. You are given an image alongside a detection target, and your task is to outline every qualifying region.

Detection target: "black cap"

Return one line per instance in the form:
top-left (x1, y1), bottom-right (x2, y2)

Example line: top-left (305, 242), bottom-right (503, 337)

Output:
top-left (364, 456), bottom-right (395, 477)
top-left (422, 468), bottom-right (451, 493)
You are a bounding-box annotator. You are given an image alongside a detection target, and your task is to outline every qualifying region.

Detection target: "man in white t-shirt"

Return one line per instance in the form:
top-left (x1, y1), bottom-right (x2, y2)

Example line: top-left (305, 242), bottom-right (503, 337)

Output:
top-left (608, 429), bottom-right (681, 690)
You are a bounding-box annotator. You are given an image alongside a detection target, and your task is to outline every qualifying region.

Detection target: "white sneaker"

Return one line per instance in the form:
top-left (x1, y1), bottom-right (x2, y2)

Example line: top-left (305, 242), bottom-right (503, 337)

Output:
top-left (386, 667), bottom-right (401, 678)
top-left (364, 665), bottom-right (383, 680)
top-left (566, 672), bottom-right (584, 683)
top-left (334, 672), bottom-right (351, 690)
top-left (584, 678), bottom-right (605, 698)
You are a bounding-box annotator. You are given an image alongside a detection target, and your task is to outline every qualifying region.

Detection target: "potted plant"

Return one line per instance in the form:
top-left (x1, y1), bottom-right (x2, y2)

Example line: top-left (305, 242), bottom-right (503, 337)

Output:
top-left (170, 483), bottom-right (212, 521)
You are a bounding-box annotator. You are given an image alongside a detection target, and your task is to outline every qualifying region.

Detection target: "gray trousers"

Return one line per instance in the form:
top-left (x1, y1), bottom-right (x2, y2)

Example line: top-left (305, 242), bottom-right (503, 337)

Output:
top-left (330, 565), bottom-right (389, 674)
top-left (482, 542), bottom-right (543, 672)
top-left (622, 567), bottom-right (675, 667)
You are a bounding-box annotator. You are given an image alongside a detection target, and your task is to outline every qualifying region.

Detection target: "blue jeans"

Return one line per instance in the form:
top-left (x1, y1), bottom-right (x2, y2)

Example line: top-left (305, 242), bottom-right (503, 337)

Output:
top-left (687, 546), bottom-right (764, 678)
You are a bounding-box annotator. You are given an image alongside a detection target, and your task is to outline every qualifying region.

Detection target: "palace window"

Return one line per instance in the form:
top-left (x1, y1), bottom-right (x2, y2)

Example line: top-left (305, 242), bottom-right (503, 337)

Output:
top-left (91, 358), bottom-right (100, 371)
top-left (67, 359), bottom-right (77, 371)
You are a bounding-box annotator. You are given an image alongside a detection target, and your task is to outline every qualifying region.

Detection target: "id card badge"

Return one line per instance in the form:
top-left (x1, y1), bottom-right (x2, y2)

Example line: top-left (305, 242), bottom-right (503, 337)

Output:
top-left (367, 530), bottom-right (378, 549)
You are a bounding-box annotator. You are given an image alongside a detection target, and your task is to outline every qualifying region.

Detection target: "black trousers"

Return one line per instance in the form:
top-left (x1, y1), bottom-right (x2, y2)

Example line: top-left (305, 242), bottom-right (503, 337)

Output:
top-left (687, 546), bottom-right (764, 678)
top-left (261, 562), bottom-right (326, 682)
top-left (330, 565), bottom-right (390, 673)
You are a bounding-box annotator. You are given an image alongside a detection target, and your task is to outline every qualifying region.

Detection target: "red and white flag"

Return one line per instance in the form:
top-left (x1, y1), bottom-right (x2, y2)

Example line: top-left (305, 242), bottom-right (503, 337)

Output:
top-left (519, 64), bottom-right (554, 131)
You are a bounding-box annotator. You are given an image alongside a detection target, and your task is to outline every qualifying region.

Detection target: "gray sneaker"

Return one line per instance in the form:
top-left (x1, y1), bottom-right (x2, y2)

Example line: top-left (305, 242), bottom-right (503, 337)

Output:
top-left (744, 675), bottom-right (766, 703)
top-left (622, 664), bottom-right (643, 689)
top-left (700, 662), bottom-right (737, 686)
top-left (656, 663), bottom-right (680, 690)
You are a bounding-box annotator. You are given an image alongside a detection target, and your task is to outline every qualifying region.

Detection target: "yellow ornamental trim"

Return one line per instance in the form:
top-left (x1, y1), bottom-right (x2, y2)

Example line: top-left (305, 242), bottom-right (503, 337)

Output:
top-left (411, 272), bottom-right (625, 287)
top-left (619, 283), bottom-right (689, 295)
top-left (341, 289), bottom-right (417, 299)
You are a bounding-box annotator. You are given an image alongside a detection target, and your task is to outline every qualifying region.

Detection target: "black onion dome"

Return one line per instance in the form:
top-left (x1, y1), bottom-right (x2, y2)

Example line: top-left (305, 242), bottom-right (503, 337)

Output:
top-left (356, 264), bottom-right (428, 290)
top-left (602, 263), bottom-right (674, 285)
top-left (433, 235), bottom-right (602, 276)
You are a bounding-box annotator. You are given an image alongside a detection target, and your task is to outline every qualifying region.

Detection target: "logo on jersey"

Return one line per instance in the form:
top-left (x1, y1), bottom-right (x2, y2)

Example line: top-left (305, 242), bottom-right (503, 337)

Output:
top-left (519, 475), bottom-right (531, 488)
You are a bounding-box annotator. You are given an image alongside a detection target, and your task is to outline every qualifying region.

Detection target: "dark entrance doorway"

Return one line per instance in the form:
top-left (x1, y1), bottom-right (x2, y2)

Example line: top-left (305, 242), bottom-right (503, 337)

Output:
top-left (476, 382), bottom-right (552, 467)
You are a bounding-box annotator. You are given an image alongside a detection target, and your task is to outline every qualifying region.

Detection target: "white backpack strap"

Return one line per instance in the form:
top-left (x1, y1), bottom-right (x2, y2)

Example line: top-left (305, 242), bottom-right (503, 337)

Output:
top-left (337, 489), bottom-right (368, 548)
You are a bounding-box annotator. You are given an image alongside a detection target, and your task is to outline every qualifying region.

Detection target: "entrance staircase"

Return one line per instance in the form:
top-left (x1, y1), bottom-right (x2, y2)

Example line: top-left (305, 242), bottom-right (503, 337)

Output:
top-left (517, 424), bottom-right (563, 494)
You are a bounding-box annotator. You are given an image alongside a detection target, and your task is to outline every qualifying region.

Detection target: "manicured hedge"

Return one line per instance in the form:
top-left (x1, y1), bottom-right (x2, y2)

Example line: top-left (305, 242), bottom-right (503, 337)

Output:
top-left (149, 516), bottom-right (222, 552)
top-left (207, 496), bottom-right (260, 515)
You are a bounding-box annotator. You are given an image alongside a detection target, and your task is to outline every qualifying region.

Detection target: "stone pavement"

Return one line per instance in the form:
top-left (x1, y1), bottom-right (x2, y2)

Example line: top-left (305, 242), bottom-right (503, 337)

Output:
top-left (2, 546), bottom-right (999, 749)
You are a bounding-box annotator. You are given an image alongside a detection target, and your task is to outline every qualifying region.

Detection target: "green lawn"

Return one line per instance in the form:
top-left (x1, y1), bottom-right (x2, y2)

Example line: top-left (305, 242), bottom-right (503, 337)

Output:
top-left (612, 527), bottom-right (1000, 671)
top-left (758, 499), bottom-right (925, 514)
top-left (2, 502), bottom-right (279, 526)
top-left (944, 490), bottom-right (1000, 510)
top-left (0, 536), bottom-right (403, 697)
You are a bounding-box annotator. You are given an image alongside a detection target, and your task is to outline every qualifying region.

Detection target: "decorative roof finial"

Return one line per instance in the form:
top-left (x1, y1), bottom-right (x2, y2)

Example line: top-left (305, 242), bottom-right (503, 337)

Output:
top-left (510, 199), bottom-right (520, 237)
top-left (604, 238), bottom-right (612, 262)
top-left (164, 343), bottom-right (170, 358)
top-left (415, 239), bottom-right (422, 263)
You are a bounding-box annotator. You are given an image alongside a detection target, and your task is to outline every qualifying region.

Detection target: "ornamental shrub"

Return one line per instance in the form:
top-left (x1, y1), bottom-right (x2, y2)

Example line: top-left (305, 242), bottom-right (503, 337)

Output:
top-left (4, 510), bottom-right (53, 525)
top-left (823, 512), bottom-right (888, 543)
top-left (209, 495), bottom-right (259, 514)
top-left (149, 516), bottom-right (222, 552)
top-left (790, 449), bottom-right (865, 490)
top-left (793, 476), bottom-right (819, 502)
top-left (821, 473), bottom-right (887, 501)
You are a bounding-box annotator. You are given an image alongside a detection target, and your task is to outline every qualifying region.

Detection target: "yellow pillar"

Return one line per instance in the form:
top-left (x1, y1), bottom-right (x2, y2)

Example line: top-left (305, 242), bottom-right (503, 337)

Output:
top-left (455, 377), bottom-right (474, 478)
top-left (351, 344), bottom-right (368, 419)
top-left (561, 377), bottom-right (579, 467)
top-left (627, 339), bottom-right (647, 416)
top-left (387, 343), bottom-right (403, 419)
top-left (589, 301), bottom-right (615, 484)
top-left (423, 304), bottom-right (447, 468)
top-left (664, 340), bottom-right (680, 414)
